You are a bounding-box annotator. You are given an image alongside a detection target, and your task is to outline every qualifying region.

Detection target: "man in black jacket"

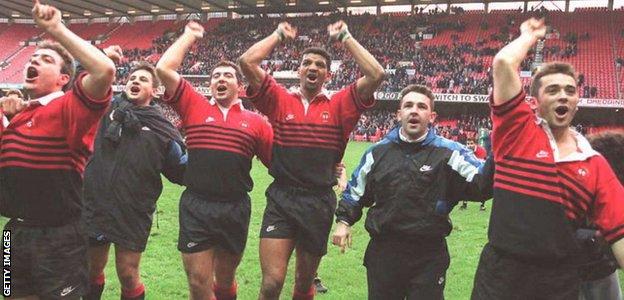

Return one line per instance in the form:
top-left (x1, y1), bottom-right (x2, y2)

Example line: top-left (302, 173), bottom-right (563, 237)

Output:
top-left (82, 61), bottom-right (186, 300)
top-left (332, 84), bottom-right (493, 300)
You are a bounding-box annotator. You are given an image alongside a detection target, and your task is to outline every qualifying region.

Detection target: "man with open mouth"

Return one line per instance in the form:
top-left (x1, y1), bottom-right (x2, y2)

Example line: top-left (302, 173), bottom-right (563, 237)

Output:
top-left (82, 55), bottom-right (187, 300)
top-left (239, 20), bottom-right (385, 300)
top-left (471, 17), bottom-right (624, 299)
top-left (0, 0), bottom-right (115, 298)
top-left (157, 21), bottom-right (273, 300)
top-left (333, 84), bottom-right (494, 300)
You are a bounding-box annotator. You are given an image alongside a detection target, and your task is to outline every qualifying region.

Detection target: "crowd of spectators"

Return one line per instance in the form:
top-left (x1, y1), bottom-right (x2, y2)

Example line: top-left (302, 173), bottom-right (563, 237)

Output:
top-left (104, 8), bottom-right (615, 136)
top-left (109, 8), bottom-right (607, 97)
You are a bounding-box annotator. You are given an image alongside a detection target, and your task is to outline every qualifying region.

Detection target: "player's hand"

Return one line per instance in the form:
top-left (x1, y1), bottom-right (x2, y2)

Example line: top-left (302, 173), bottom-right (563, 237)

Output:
top-left (520, 18), bottom-right (546, 41)
top-left (328, 20), bottom-right (349, 41)
top-left (32, 0), bottom-right (62, 32)
top-left (0, 94), bottom-right (28, 117)
top-left (332, 222), bottom-right (352, 253)
top-left (276, 22), bottom-right (297, 41)
top-left (103, 45), bottom-right (123, 65)
top-left (184, 21), bottom-right (205, 40)
top-left (333, 162), bottom-right (347, 192)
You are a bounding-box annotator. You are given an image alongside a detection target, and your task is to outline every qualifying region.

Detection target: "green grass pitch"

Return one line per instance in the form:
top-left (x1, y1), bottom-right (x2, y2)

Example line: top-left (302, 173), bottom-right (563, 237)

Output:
top-left (4, 141), bottom-right (623, 299)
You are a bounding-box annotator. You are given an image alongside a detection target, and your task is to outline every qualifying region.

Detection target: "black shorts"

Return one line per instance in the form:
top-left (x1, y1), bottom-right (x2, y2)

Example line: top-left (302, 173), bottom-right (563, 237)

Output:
top-left (5, 219), bottom-right (88, 299)
top-left (364, 237), bottom-right (449, 300)
top-left (471, 243), bottom-right (580, 300)
top-left (85, 213), bottom-right (152, 253)
top-left (178, 189), bottom-right (251, 254)
top-left (259, 182), bottom-right (336, 256)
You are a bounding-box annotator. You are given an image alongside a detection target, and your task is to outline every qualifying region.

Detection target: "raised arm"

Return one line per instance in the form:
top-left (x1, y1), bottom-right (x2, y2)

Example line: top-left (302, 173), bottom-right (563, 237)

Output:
top-left (332, 148), bottom-right (376, 253)
top-left (156, 21), bottom-right (204, 94)
top-left (492, 18), bottom-right (545, 105)
top-left (32, 0), bottom-right (115, 99)
top-left (328, 21), bottom-right (385, 101)
top-left (238, 22), bottom-right (297, 91)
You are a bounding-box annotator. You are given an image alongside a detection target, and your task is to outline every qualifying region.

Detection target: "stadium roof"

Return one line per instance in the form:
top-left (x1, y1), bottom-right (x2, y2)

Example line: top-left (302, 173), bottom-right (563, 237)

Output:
top-left (0, 0), bottom-right (611, 19)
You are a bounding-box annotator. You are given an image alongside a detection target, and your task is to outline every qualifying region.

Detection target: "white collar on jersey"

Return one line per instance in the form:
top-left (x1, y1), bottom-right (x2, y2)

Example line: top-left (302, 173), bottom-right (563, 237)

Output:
top-left (536, 117), bottom-right (599, 162)
top-left (209, 98), bottom-right (243, 110)
top-left (289, 86), bottom-right (331, 103)
top-left (209, 98), bottom-right (243, 121)
top-left (30, 91), bottom-right (65, 106)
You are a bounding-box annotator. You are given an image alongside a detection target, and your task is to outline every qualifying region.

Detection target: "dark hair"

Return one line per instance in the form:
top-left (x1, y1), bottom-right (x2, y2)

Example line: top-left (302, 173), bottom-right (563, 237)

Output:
top-left (530, 62), bottom-right (577, 97)
top-left (588, 130), bottom-right (624, 185)
top-left (399, 84), bottom-right (435, 111)
top-left (129, 61), bottom-right (160, 88)
top-left (37, 41), bottom-right (75, 91)
top-left (466, 137), bottom-right (476, 142)
top-left (211, 60), bottom-right (243, 84)
top-left (301, 47), bottom-right (331, 69)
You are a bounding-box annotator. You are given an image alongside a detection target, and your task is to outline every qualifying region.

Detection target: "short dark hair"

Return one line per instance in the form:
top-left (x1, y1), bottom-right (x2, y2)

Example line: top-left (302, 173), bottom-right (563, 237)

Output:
top-left (37, 41), bottom-right (75, 91)
top-left (211, 60), bottom-right (243, 84)
top-left (301, 47), bottom-right (331, 69)
top-left (129, 61), bottom-right (160, 88)
top-left (530, 62), bottom-right (577, 97)
top-left (399, 84), bottom-right (435, 111)
top-left (588, 130), bottom-right (624, 185)
top-left (466, 137), bottom-right (476, 143)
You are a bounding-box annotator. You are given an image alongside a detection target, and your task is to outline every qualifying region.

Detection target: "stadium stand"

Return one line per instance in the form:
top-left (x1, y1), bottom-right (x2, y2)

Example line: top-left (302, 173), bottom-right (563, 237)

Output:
top-left (2, 8), bottom-right (624, 140)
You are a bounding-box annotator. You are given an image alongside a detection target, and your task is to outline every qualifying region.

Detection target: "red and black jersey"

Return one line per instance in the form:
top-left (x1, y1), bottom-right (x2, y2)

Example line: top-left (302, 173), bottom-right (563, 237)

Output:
top-left (0, 72), bottom-right (111, 226)
top-left (489, 91), bottom-right (624, 261)
top-left (247, 75), bottom-right (375, 189)
top-left (163, 79), bottom-right (272, 200)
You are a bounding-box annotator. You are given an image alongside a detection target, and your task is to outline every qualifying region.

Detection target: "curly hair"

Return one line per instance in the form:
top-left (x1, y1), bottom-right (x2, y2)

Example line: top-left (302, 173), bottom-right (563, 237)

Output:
top-left (588, 130), bottom-right (624, 185)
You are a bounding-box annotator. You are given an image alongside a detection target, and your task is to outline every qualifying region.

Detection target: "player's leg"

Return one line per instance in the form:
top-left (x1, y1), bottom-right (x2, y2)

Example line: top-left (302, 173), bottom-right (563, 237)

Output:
top-left (182, 250), bottom-right (215, 300)
top-left (258, 238), bottom-right (295, 300)
top-left (293, 248), bottom-right (322, 300)
top-left (213, 196), bottom-right (251, 300)
top-left (213, 248), bottom-right (243, 300)
top-left (115, 246), bottom-right (145, 300)
top-left (83, 240), bottom-right (111, 300)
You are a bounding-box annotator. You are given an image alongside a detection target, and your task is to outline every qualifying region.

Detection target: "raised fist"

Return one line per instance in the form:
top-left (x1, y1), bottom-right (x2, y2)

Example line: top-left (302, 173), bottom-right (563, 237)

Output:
top-left (32, 0), bottom-right (62, 32)
top-left (103, 45), bottom-right (123, 65)
top-left (184, 21), bottom-right (205, 40)
top-left (328, 20), bottom-right (349, 41)
top-left (276, 22), bottom-right (297, 41)
top-left (520, 18), bottom-right (546, 41)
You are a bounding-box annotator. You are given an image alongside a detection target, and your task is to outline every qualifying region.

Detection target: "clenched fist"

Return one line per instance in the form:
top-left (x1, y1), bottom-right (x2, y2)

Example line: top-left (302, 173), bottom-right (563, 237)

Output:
top-left (184, 21), bottom-right (205, 40)
top-left (32, 0), bottom-right (62, 32)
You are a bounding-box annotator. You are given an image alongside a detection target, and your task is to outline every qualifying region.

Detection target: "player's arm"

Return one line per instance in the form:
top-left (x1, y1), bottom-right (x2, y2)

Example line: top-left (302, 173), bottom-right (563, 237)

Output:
top-left (238, 22), bottom-right (296, 91)
top-left (32, 0), bottom-right (115, 100)
top-left (446, 145), bottom-right (494, 204)
top-left (334, 161), bottom-right (348, 192)
top-left (156, 21), bottom-right (204, 94)
top-left (333, 149), bottom-right (376, 253)
top-left (461, 155), bottom-right (495, 202)
top-left (593, 157), bottom-right (624, 266)
top-left (492, 18), bottom-right (545, 105)
top-left (328, 21), bottom-right (385, 101)
top-left (256, 120), bottom-right (273, 169)
top-left (162, 140), bottom-right (187, 185)
top-left (76, 45), bottom-right (123, 77)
